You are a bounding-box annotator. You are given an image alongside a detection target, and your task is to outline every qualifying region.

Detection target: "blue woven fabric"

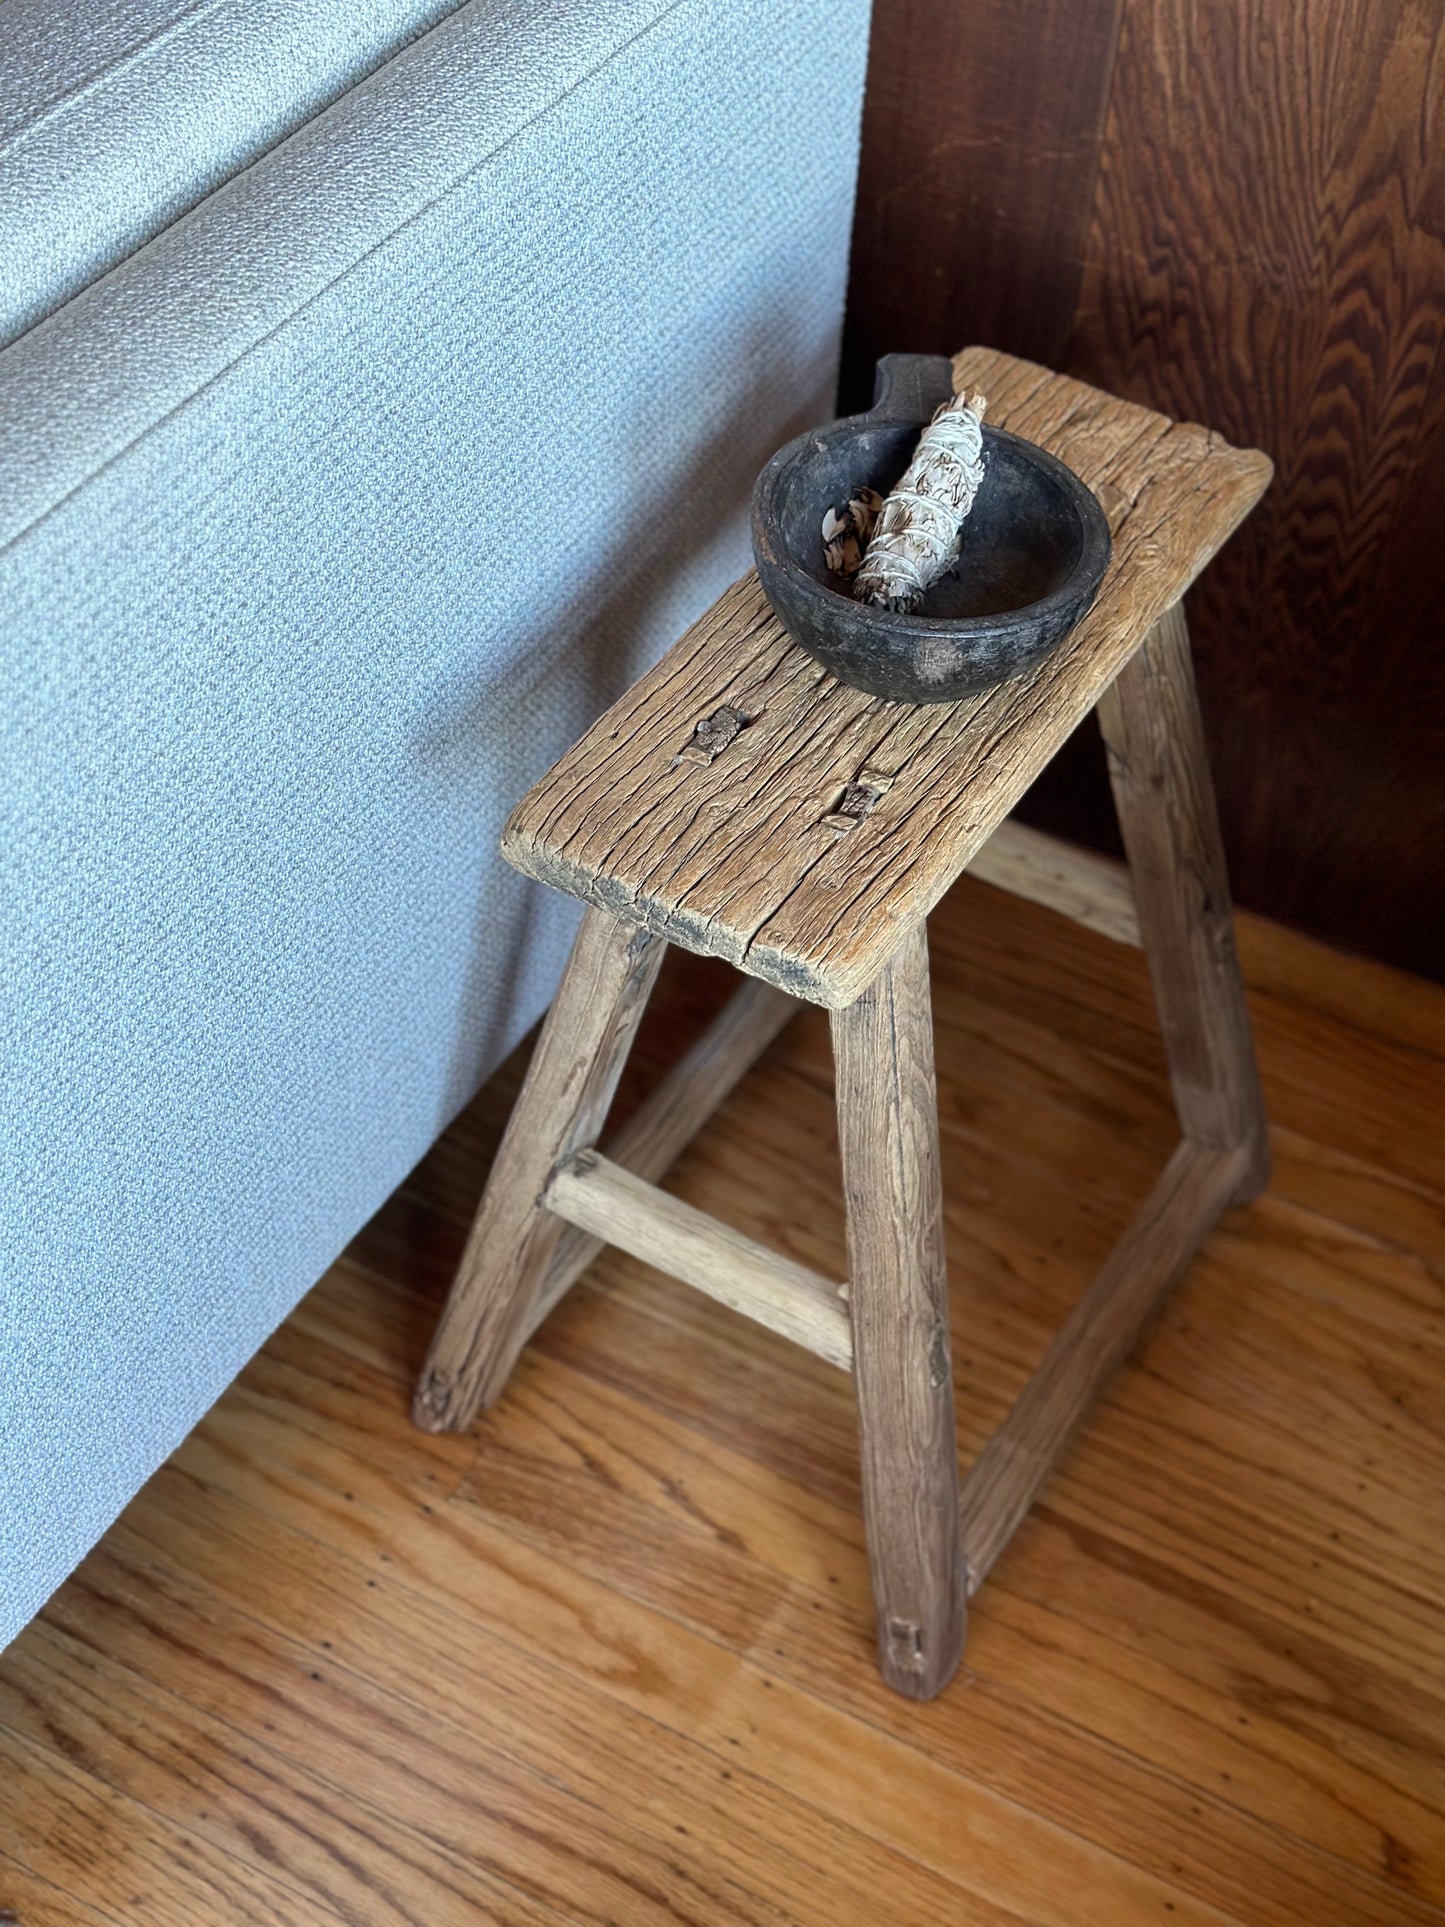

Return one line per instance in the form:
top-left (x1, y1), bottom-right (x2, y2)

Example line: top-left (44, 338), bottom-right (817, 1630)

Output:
top-left (0, 0), bottom-right (869, 1644)
top-left (0, 0), bottom-right (467, 346)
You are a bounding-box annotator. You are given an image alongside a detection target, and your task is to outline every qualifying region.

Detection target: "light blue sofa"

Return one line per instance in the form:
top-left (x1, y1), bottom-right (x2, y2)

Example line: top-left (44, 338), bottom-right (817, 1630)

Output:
top-left (0, 0), bottom-right (871, 1646)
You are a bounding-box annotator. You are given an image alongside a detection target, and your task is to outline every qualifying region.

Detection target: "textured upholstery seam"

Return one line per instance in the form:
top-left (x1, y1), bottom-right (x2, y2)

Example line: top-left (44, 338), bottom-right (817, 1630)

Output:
top-left (0, 0), bottom-right (697, 560)
top-left (0, 0), bottom-right (229, 154)
top-left (0, 0), bottom-right (475, 347)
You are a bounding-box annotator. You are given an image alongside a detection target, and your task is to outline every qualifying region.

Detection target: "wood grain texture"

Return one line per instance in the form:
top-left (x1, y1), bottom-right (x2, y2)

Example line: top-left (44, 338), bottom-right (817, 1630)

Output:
top-left (831, 922), bottom-right (964, 1698)
top-left (1069, 0), bottom-right (1445, 980)
top-left (1098, 604), bottom-right (1270, 1192)
top-left (545, 1150), bottom-right (853, 1369)
top-left (503, 350), bottom-right (1271, 1007)
top-left (0, 1618), bottom-right (569, 1927)
top-left (959, 1139), bottom-right (1247, 1592)
top-left (840, 0), bottom-right (1124, 401)
top-left (5, 876), bottom-right (1445, 1925)
top-left (532, 978), bottom-right (799, 1337)
top-left (0, 1858), bottom-right (118, 1927)
top-left (968, 817), bottom-right (1141, 946)
top-left (0, 1724), bottom-right (350, 1927)
top-left (414, 906), bottom-right (663, 1431)
top-left (846, 0), bottom-right (1445, 978)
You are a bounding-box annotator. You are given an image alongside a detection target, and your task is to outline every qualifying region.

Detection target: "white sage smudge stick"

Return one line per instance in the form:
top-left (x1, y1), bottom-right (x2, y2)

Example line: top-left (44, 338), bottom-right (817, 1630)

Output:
top-left (855, 389), bottom-right (988, 614)
top-left (821, 487), bottom-right (883, 579)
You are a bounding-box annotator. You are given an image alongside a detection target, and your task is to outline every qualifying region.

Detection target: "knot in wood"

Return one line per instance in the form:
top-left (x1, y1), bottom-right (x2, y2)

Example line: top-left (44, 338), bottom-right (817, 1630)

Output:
top-left (838, 780), bottom-right (882, 820)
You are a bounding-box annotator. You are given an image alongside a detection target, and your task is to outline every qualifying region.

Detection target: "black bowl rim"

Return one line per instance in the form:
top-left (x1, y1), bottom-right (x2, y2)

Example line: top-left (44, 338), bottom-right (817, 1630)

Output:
top-left (752, 418), bottom-right (1112, 637)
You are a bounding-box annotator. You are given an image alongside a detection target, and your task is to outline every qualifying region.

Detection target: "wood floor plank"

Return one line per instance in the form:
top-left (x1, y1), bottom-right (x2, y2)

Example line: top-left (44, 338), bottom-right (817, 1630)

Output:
top-left (0, 1620), bottom-right (576, 1927)
top-left (0, 1856), bottom-right (123, 1927)
top-left (341, 1030), bottom-right (1445, 1722)
top-left (329, 1056), bottom-right (1445, 1702)
top-left (45, 1532), bottom-right (863, 1927)
top-left (926, 885), bottom-right (1445, 1200)
top-left (1266, 1128), bottom-right (1445, 1278)
top-left (84, 1483), bottom-right (1042, 1927)
top-left (163, 1306), bottom-right (1445, 1924)
top-left (0, 1722), bottom-right (351, 1927)
top-left (533, 1214), bottom-right (1445, 1698)
top-left (105, 1442), bottom-right (1247, 1927)
top-left (4, 871), bottom-right (1444, 1924)
top-left (1232, 912), bottom-right (1445, 1072)
top-left (517, 1256), bottom-right (1445, 1681)
top-left (449, 1355), bottom-right (1445, 1919)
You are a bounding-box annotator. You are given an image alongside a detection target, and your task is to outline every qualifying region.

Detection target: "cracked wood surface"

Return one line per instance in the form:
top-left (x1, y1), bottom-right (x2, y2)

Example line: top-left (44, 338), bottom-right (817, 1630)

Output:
top-left (501, 347), bottom-right (1272, 1007)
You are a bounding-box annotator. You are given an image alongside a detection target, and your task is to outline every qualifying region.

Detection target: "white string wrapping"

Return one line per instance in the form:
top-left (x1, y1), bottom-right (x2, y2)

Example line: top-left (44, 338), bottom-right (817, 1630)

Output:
top-left (855, 389), bottom-right (988, 614)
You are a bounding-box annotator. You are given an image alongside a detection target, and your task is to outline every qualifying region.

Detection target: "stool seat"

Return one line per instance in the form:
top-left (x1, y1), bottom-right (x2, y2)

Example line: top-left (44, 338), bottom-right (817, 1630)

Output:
top-left (416, 347), bottom-right (1274, 1701)
top-left (504, 348), bottom-right (1272, 1006)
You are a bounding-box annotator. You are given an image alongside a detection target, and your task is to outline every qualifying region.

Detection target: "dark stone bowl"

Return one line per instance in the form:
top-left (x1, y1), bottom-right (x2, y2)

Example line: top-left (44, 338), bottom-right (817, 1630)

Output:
top-left (751, 353), bottom-right (1111, 704)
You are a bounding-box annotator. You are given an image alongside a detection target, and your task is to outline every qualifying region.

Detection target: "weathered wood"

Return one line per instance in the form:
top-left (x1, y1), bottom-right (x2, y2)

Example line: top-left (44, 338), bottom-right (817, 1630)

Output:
top-left (413, 908), bottom-right (664, 1432)
top-left (958, 1140), bottom-right (1248, 1592)
top-left (415, 350), bottom-right (1272, 1704)
top-left (544, 1151), bottom-right (852, 1370)
top-left (502, 351), bottom-right (1271, 1007)
top-left (968, 817), bottom-right (1140, 946)
top-left (1097, 604), bottom-right (1270, 1194)
top-left (14, 873), bottom-right (1445, 1927)
top-left (830, 922), bottom-right (964, 1698)
top-left (528, 979), bottom-right (799, 1341)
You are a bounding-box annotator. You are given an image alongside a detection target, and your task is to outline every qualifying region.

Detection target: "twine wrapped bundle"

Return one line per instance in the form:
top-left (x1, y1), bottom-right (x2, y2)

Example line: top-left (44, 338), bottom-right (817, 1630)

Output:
top-left (853, 389), bottom-right (988, 614)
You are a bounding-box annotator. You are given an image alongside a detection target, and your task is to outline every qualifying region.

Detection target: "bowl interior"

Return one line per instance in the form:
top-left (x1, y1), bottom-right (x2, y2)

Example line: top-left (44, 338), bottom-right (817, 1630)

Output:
top-left (778, 421), bottom-right (1088, 622)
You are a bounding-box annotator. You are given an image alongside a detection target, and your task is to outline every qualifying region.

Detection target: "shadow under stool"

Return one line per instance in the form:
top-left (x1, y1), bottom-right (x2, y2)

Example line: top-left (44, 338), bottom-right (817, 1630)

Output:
top-left (412, 346), bottom-right (1275, 1701)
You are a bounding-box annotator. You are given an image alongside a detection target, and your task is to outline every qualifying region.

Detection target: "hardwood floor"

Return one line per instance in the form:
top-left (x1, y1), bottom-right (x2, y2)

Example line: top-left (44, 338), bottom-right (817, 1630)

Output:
top-left (3, 871), bottom-right (1443, 1925)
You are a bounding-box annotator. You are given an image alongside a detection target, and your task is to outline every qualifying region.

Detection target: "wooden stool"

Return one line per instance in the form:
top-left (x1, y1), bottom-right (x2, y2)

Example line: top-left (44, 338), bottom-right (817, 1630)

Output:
top-left (413, 348), bottom-right (1274, 1700)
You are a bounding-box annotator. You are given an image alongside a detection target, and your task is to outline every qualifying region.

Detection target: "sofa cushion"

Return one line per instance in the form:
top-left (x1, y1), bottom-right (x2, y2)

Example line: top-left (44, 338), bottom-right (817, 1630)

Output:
top-left (0, 0), bottom-right (465, 346)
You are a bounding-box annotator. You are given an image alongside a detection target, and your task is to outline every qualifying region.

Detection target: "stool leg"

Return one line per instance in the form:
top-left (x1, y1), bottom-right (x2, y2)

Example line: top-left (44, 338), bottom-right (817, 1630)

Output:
top-left (1097, 604), bottom-right (1270, 1200)
top-left (831, 921), bottom-right (965, 1699)
top-left (413, 908), bottom-right (665, 1433)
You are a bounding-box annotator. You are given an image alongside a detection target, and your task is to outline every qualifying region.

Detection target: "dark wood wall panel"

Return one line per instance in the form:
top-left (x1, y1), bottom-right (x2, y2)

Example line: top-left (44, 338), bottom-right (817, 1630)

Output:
top-left (840, 0), bottom-right (1123, 401)
top-left (844, 0), bottom-right (1445, 979)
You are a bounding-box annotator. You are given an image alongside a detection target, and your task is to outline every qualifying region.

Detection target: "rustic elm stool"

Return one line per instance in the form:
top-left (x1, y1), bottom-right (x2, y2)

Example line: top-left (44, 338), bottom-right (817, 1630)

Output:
top-left (413, 347), bottom-right (1274, 1700)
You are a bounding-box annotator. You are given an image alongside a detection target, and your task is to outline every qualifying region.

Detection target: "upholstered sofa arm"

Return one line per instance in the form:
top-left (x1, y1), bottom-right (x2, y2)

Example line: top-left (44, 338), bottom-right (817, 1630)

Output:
top-left (0, 0), bottom-right (870, 1648)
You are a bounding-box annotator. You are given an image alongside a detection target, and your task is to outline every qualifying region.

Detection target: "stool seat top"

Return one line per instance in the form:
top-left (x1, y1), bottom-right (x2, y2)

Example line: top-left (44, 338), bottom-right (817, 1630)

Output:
top-left (502, 348), bottom-right (1271, 1008)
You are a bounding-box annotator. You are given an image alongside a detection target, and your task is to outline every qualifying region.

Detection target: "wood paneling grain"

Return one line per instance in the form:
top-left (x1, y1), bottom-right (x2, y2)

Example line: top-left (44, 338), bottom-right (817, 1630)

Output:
top-left (841, 0), bottom-right (1124, 403)
top-left (844, 0), bottom-right (1445, 977)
